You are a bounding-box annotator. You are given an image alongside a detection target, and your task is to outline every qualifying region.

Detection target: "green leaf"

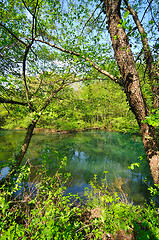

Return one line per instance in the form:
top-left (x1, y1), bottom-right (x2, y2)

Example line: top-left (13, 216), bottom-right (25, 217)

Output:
top-left (124, 11), bottom-right (129, 19)
top-left (113, 35), bottom-right (118, 40)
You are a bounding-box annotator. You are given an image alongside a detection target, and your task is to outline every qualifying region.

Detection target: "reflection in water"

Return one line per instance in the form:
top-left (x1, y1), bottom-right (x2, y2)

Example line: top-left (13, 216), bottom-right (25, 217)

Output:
top-left (0, 166), bottom-right (10, 180)
top-left (0, 130), bottom-right (153, 205)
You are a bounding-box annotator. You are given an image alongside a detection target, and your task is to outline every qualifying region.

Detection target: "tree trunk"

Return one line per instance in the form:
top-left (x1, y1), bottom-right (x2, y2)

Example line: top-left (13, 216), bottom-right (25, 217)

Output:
top-left (103, 0), bottom-right (159, 184)
top-left (124, 0), bottom-right (159, 109)
top-left (0, 118), bottom-right (38, 187)
top-left (15, 118), bottom-right (39, 168)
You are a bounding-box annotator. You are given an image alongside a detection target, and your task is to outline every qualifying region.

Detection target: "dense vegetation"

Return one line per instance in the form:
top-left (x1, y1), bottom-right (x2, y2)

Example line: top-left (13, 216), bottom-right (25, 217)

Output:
top-left (0, 78), bottom-right (138, 132)
top-left (0, 62), bottom-right (153, 134)
top-left (1, 156), bottom-right (159, 240)
top-left (0, 0), bottom-right (159, 239)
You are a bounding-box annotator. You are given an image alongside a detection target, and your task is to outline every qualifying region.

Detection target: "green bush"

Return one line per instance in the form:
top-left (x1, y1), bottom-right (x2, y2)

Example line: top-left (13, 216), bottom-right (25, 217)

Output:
top-left (0, 158), bottom-right (159, 239)
top-left (84, 173), bottom-right (159, 239)
top-left (0, 157), bottom-right (85, 239)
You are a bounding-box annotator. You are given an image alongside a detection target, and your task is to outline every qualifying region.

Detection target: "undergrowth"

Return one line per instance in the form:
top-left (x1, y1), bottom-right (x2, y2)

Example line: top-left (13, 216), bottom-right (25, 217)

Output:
top-left (0, 156), bottom-right (159, 240)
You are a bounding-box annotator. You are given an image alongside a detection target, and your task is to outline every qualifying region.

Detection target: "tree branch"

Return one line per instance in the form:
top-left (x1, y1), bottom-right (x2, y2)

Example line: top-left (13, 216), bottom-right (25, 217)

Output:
top-left (22, 0), bottom-right (39, 38)
top-left (80, 2), bottom-right (102, 35)
top-left (40, 81), bottom-right (66, 113)
top-left (0, 97), bottom-right (27, 106)
top-left (34, 39), bottom-right (124, 87)
top-left (140, 0), bottom-right (153, 23)
top-left (147, 0), bottom-right (158, 28)
top-left (0, 23), bottom-right (27, 46)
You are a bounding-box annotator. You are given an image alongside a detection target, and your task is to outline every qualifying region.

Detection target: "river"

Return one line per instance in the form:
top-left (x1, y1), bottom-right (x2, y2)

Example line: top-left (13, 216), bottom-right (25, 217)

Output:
top-left (0, 129), bottom-right (153, 205)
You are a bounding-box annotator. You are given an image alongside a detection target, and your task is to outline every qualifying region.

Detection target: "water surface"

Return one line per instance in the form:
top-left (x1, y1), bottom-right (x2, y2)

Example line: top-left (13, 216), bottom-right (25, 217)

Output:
top-left (0, 130), bottom-right (152, 204)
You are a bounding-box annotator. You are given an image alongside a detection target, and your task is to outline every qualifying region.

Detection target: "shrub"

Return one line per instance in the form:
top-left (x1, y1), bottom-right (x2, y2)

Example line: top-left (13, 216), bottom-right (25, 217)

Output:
top-left (0, 158), bottom-right (159, 239)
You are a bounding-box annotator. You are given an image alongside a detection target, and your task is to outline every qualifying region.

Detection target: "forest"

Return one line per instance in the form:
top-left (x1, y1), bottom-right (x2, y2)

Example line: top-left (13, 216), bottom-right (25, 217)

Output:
top-left (0, 0), bottom-right (159, 239)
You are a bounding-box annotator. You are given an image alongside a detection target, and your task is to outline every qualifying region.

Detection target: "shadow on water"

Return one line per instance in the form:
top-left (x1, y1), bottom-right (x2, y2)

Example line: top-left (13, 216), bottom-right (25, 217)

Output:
top-left (0, 129), bottom-right (154, 205)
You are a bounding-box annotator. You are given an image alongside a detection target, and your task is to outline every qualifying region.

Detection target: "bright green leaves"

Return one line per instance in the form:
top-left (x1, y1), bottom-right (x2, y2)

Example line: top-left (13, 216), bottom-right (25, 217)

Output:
top-left (84, 171), bottom-right (159, 239)
top-left (73, 55), bottom-right (78, 62)
top-left (117, 19), bottom-right (128, 30)
top-left (0, 157), bottom-right (84, 240)
top-left (113, 35), bottom-right (118, 40)
top-left (124, 11), bottom-right (129, 19)
top-left (143, 109), bottom-right (159, 127)
top-left (128, 162), bottom-right (140, 170)
top-left (149, 20), bottom-right (154, 25)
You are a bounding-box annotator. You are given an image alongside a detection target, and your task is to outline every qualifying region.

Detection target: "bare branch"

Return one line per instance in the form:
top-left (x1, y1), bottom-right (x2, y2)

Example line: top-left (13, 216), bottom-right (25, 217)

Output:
top-left (80, 2), bottom-right (102, 35)
top-left (32, 0), bottom-right (39, 38)
top-left (140, 0), bottom-right (153, 23)
top-left (21, 0), bottom-right (33, 16)
top-left (22, 43), bottom-right (36, 112)
top-left (87, 10), bottom-right (105, 35)
top-left (98, 15), bottom-right (107, 30)
top-left (20, 1), bottom-right (39, 111)
top-left (148, 0), bottom-right (159, 28)
top-left (22, 0), bottom-right (39, 39)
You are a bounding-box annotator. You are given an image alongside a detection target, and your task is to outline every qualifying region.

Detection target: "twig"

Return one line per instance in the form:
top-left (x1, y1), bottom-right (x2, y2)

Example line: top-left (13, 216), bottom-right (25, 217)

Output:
top-left (80, 2), bottom-right (102, 35)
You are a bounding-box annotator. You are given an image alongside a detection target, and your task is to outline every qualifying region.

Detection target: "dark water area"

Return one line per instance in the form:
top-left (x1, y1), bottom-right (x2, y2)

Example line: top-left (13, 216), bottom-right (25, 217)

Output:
top-left (0, 129), bottom-right (153, 205)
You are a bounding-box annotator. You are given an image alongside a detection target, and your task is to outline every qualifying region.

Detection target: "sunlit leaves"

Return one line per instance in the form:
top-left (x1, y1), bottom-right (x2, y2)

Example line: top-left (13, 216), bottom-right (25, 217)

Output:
top-left (124, 11), bottom-right (129, 19)
top-left (0, 0), bottom-right (158, 133)
top-left (143, 109), bottom-right (159, 127)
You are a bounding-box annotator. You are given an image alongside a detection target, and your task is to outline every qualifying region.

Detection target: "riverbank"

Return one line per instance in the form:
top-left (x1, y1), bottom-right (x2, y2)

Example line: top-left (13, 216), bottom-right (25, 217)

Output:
top-left (0, 125), bottom-right (140, 135)
top-left (0, 162), bottom-right (159, 240)
top-left (34, 126), bottom-right (107, 134)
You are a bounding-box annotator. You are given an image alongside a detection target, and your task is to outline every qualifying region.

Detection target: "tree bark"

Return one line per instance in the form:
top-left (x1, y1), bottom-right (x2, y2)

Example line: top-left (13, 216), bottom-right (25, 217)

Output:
top-left (103, 0), bottom-right (159, 184)
top-left (124, 0), bottom-right (159, 109)
top-left (15, 118), bottom-right (39, 167)
top-left (0, 118), bottom-right (39, 187)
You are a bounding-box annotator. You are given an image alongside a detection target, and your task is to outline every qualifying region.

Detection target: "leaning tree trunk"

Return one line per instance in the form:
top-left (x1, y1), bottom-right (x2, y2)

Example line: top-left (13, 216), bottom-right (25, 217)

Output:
top-left (15, 118), bottom-right (39, 168)
top-left (103, 0), bottom-right (159, 184)
top-left (14, 83), bottom-right (65, 169)
top-left (0, 118), bottom-right (39, 187)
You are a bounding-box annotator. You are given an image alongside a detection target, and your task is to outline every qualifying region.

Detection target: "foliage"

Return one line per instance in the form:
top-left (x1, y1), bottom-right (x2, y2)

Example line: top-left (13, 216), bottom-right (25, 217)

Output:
top-left (1, 156), bottom-right (159, 239)
top-left (0, 0), bottom-right (158, 151)
top-left (143, 109), bottom-right (159, 128)
top-left (84, 173), bottom-right (159, 240)
top-left (0, 0), bottom-right (159, 236)
top-left (0, 157), bottom-right (84, 239)
top-left (0, 0), bottom-right (156, 135)
top-left (1, 79), bottom-right (139, 133)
